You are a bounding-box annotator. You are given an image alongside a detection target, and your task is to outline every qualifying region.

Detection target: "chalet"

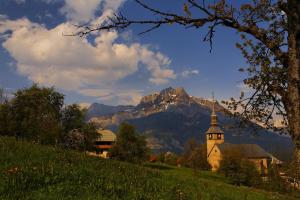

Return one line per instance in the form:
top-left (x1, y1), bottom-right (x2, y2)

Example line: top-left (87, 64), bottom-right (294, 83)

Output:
top-left (206, 98), bottom-right (272, 174)
top-left (94, 129), bottom-right (116, 158)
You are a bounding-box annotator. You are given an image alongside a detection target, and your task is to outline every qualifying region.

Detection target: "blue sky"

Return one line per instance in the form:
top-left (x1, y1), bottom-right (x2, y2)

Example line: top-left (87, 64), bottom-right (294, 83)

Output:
top-left (0, 0), bottom-right (249, 106)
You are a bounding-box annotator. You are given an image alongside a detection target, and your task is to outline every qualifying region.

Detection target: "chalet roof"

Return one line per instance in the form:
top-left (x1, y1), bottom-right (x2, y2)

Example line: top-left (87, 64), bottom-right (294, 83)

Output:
top-left (96, 129), bottom-right (116, 142)
top-left (216, 143), bottom-right (270, 159)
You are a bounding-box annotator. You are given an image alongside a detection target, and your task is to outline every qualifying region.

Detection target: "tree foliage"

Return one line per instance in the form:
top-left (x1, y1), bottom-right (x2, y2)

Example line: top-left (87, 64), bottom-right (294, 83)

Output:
top-left (0, 85), bottom-right (97, 149)
top-left (9, 84), bottom-right (64, 144)
top-left (180, 139), bottom-right (210, 170)
top-left (61, 104), bottom-right (98, 150)
top-left (218, 149), bottom-right (261, 187)
top-left (110, 123), bottom-right (149, 163)
top-left (62, 104), bottom-right (85, 133)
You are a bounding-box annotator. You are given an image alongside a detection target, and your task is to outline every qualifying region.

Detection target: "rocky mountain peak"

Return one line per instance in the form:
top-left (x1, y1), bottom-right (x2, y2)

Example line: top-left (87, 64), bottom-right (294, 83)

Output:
top-left (136, 87), bottom-right (193, 113)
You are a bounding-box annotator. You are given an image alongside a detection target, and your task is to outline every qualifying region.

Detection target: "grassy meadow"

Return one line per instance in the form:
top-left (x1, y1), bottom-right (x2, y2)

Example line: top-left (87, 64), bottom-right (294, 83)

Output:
top-left (0, 136), bottom-right (298, 200)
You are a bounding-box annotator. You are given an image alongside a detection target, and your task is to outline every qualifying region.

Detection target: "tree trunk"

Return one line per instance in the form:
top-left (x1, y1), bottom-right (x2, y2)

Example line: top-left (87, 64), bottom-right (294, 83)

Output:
top-left (287, 0), bottom-right (300, 166)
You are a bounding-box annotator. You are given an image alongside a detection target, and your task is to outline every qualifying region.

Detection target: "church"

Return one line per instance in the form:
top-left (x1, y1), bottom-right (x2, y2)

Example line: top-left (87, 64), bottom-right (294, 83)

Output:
top-left (206, 98), bottom-right (271, 174)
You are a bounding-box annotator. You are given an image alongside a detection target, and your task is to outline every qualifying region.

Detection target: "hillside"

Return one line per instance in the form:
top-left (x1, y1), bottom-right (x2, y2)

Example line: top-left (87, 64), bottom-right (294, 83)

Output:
top-left (87, 87), bottom-right (293, 159)
top-left (0, 137), bottom-right (298, 200)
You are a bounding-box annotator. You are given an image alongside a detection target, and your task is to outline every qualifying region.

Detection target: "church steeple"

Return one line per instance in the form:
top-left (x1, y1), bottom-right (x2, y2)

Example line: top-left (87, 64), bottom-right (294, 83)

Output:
top-left (206, 92), bottom-right (224, 161)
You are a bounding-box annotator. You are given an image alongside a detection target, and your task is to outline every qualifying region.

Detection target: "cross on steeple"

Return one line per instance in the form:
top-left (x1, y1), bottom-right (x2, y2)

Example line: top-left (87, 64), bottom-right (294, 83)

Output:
top-left (211, 92), bottom-right (217, 126)
top-left (212, 91), bottom-right (216, 115)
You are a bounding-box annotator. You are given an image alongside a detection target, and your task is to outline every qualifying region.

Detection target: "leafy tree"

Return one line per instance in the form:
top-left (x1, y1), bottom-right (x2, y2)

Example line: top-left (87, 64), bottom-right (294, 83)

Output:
top-left (63, 129), bottom-right (85, 150)
top-left (76, 0), bottom-right (300, 169)
top-left (180, 139), bottom-right (210, 171)
top-left (10, 84), bottom-right (64, 144)
top-left (164, 152), bottom-right (178, 166)
top-left (110, 123), bottom-right (149, 163)
top-left (81, 122), bottom-right (98, 151)
top-left (264, 164), bottom-right (289, 192)
top-left (156, 152), bottom-right (165, 163)
top-left (61, 104), bottom-right (85, 133)
top-left (0, 101), bottom-right (14, 136)
top-left (218, 149), bottom-right (261, 187)
top-left (61, 104), bottom-right (98, 151)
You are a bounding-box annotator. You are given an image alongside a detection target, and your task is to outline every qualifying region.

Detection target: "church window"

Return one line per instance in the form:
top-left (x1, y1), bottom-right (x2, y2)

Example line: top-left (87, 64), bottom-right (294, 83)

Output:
top-left (217, 134), bottom-right (221, 139)
top-left (209, 134), bottom-right (212, 139)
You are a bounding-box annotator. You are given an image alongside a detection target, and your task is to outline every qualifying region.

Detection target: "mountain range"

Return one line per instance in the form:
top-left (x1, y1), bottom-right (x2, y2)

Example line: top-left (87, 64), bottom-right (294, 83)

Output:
top-left (86, 87), bottom-right (293, 160)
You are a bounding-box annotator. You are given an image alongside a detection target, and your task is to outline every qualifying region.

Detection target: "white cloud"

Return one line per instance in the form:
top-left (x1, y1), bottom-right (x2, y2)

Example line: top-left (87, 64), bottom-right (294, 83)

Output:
top-left (0, 0), bottom-right (175, 104)
top-left (78, 102), bottom-right (91, 109)
top-left (0, 15), bottom-right (175, 104)
top-left (181, 69), bottom-right (199, 78)
top-left (78, 88), bottom-right (142, 105)
top-left (60, 0), bottom-right (126, 23)
top-left (60, 0), bottom-right (102, 23)
top-left (103, 0), bottom-right (126, 11)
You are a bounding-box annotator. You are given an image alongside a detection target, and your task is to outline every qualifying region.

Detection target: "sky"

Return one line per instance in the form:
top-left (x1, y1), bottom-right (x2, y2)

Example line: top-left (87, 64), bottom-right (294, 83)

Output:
top-left (0, 0), bottom-right (250, 106)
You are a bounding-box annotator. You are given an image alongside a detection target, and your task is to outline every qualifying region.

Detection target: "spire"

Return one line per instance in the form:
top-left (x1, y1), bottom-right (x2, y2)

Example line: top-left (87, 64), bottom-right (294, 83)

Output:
top-left (211, 92), bottom-right (218, 126)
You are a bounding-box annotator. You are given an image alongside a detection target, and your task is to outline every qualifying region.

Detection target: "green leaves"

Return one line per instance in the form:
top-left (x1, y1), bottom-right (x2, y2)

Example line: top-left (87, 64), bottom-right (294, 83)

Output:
top-left (110, 123), bottom-right (149, 163)
top-left (2, 85), bottom-right (65, 144)
top-left (183, 3), bottom-right (191, 18)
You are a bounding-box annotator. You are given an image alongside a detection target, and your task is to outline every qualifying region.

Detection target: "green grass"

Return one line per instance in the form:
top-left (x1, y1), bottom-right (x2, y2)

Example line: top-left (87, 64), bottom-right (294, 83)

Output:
top-left (0, 136), bottom-right (298, 200)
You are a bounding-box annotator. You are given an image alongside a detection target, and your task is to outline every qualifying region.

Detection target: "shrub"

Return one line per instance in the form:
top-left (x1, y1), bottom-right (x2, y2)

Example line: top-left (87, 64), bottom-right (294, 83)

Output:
top-left (164, 152), bottom-right (178, 166)
top-left (218, 149), bottom-right (261, 187)
top-left (180, 139), bottom-right (210, 170)
top-left (110, 123), bottom-right (149, 163)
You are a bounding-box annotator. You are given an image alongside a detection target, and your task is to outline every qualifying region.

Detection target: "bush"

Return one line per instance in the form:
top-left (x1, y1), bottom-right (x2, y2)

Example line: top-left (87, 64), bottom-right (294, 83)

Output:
top-left (164, 152), bottom-right (178, 166)
top-left (262, 164), bottom-right (289, 192)
top-left (218, 149), bottom-right (261, 187)
top-left (179, 139), bottom-right (210, 170)
top-left (110, 123), bottom-right (150, 163)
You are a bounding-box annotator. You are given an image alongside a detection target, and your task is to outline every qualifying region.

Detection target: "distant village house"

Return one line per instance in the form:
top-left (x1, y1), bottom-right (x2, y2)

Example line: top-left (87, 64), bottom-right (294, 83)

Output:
top-left (88, 129), bottom-right (116, 158)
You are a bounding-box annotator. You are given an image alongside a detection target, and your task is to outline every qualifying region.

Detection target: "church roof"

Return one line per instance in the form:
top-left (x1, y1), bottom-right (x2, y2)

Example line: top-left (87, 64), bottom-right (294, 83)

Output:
top-left (216, 143), bottom-right (270, 159)
top-left (206, 126), bottom-right (224, 134)
top-left (96, 129), bottom-right (116, 142)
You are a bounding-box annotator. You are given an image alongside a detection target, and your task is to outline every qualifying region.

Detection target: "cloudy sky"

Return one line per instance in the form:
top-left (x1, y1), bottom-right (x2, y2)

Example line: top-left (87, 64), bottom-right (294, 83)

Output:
top-left (0, 0), bottom-right (248, 105)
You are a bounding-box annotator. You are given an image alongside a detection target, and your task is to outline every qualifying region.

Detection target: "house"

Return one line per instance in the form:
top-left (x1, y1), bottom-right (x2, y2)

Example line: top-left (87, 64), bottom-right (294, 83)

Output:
top-left (206, 98), bottom-right (271, 174)
top-left (94, 129), bottom-right (116, 158)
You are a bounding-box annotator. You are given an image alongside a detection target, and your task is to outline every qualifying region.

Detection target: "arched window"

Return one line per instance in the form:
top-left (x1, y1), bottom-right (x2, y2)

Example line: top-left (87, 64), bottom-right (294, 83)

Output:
top-left (217, 133), bottom-right (221, 139)
top-left (209, 134), bottom-right (212, 139)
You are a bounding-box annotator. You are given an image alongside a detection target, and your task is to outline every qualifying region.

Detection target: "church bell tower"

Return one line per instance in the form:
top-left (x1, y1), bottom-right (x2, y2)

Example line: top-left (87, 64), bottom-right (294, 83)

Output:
top-left (206, 94), bottom-right (224, 157)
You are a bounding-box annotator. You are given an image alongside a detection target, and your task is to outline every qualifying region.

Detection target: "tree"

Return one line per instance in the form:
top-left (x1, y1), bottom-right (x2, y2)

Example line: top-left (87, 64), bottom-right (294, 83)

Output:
top-left (218, 149), bottom-right (261, 187)
top-left (61, 104), bottom-right (98, 151)
top-left (164, 152), bottom-right (178, 166)
top-left (75, 0), bottom-right (300, 168)
top-left (110, 123), bottom-right (149, 163)
top-left (63, 129), bottom-right (85, 150)
top-left (0, 101), bottom-right (14, 136)
top-left (81, 122), bottom-right (98, 151)
top-left (61, 104), bottom-right (86, 133)
top-left (10, 84), bottom-right (64, 144)
top-left (180, 139), bottom-right (210, 171)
